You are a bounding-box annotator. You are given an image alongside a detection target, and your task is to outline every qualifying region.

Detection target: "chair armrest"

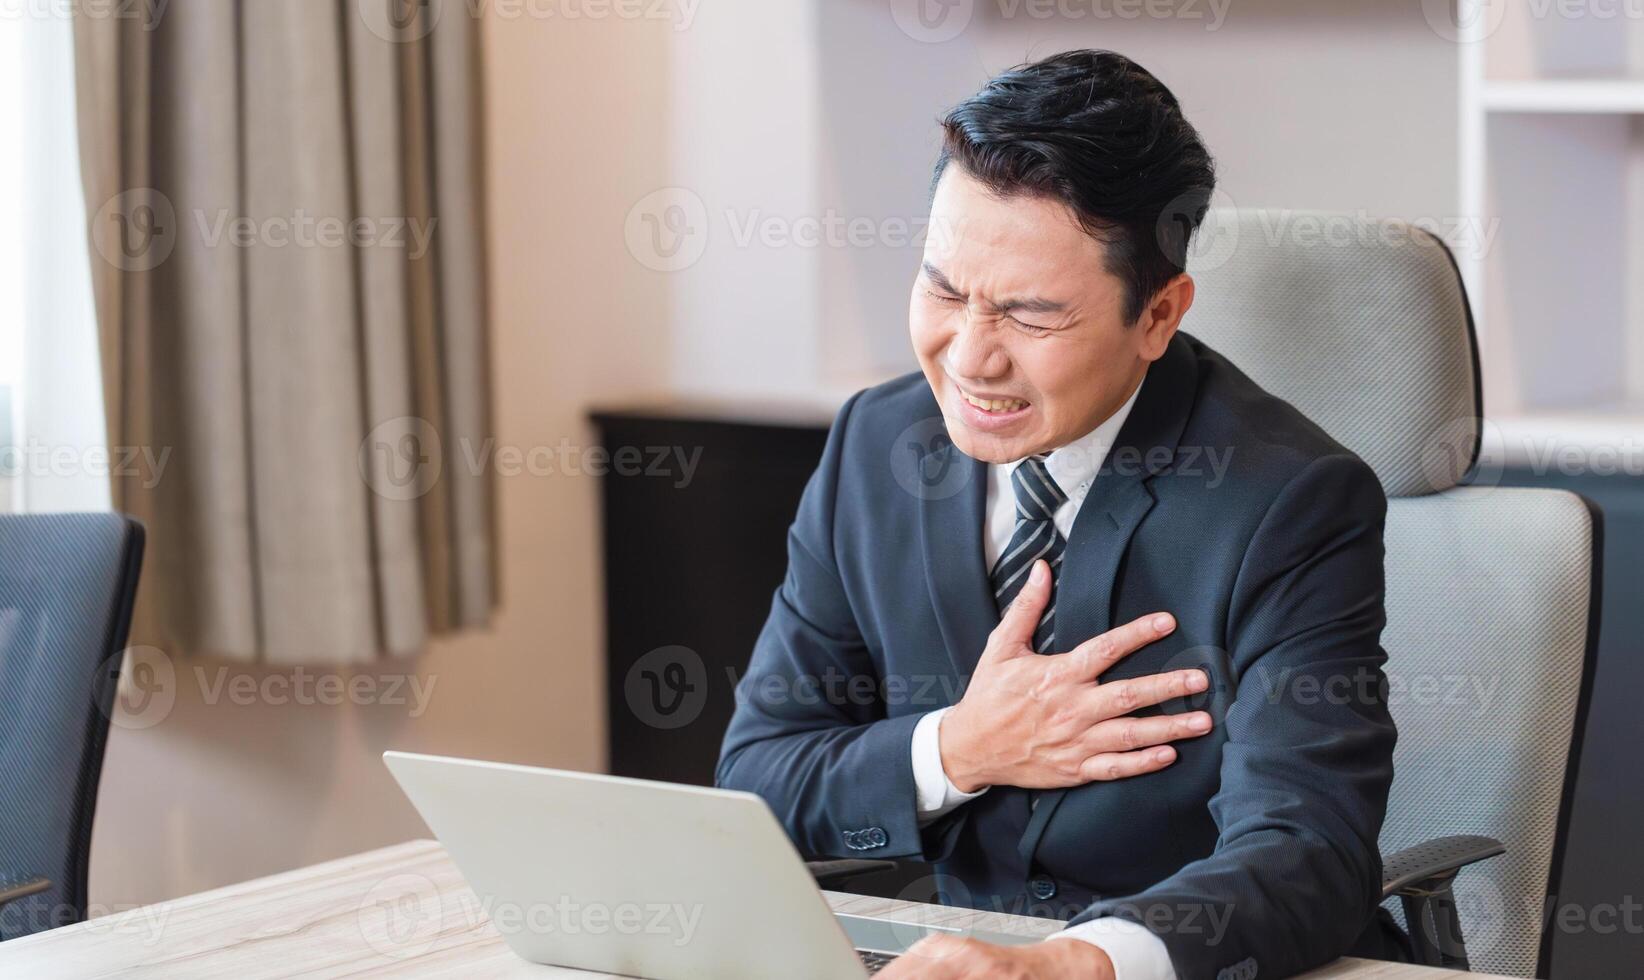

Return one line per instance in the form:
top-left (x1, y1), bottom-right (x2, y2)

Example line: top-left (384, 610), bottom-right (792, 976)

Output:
top-left (0, 872), bottom-right (50, 908)
top-left (1381, 835), bottom-right (1505, 898)
top-left (806, 859), bottom-right (898, 889)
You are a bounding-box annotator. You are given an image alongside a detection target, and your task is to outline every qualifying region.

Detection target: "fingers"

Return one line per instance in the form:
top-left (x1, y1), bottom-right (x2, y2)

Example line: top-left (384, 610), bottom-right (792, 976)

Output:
top-left (1081, 710), bottom-right (1213, 755)
top-left (878, 934), bottom-right (973, 978)
top-left (1059, 611), bottom-right (1176, 679)
top-left (1079, 745), bottom-right (1181, 782)
top-left (1090, 668), bottom-right (1209, 719)
top-left (983, 559), bottom-right (1053, 660)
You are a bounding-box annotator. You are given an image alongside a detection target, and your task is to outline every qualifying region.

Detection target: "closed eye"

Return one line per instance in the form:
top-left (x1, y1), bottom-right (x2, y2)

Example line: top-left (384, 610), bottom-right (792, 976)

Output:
top-left (924, 288), bottom-right (963, 304)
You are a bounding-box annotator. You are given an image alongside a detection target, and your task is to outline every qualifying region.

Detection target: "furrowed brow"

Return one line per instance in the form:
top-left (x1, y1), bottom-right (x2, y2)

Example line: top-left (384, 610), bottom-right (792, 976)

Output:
top-left (922, 262), bottom-right (1066, 316)
top-left (921, 262), bottom-right (962, 296)
top-left (996, 295), bottom-right (1067, 315)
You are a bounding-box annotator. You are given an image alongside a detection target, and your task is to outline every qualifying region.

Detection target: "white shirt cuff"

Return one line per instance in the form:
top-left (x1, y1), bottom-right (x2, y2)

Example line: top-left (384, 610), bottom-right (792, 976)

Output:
top-left (1049, 917), bottom-right (1177, 980)
top-left (911, 707), bottom-right (987, 824)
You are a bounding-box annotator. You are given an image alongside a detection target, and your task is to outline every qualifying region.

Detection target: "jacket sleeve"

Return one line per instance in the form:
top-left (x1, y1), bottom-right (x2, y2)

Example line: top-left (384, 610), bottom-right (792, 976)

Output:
top-left (1069, 453), bottom-right (1398, 980)
top-left (714, 392), bottom-right (929, 860)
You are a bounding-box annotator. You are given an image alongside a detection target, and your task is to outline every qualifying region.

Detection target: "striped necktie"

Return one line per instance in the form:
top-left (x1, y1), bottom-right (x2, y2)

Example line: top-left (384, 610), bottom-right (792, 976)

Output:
top-left (990, 455), bottom-right (1067, 652)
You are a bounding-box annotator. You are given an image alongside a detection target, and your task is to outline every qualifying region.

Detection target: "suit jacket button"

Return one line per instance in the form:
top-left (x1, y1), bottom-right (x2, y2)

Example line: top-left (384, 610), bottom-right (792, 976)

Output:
top-left (843, 830), bottom-right (862, 850)
top-left (1028, 876), bottom-right (1057, 901)
top-left (864, 827), bottom-right (888, 848)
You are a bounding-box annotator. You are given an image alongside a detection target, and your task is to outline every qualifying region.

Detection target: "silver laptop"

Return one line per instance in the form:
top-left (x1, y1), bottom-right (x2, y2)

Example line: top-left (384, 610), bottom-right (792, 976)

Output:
top-left (383, 751), bottom-right (1032, 978)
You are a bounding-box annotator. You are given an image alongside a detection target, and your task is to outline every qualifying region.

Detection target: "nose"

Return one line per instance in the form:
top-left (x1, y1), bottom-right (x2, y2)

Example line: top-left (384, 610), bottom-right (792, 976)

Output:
top-left (946, 316), bottom-right (1008, 381)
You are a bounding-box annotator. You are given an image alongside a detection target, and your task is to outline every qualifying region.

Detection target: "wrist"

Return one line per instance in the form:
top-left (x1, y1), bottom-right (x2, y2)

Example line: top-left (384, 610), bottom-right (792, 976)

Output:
top-left (937, 705), bottom-right (989, 793)
top-left (1037, 936), bottom-right (1116, 980)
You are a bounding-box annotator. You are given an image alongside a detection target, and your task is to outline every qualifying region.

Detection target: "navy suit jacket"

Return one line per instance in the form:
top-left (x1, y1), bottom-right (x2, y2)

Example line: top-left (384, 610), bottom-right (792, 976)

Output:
top-left (716, 332), bottom-right (1406, 979)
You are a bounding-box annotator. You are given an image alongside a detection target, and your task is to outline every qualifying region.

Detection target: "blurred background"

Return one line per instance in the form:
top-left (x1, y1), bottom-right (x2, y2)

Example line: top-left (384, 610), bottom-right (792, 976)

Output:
top-left (0, 0), bottom-right (1640, 976)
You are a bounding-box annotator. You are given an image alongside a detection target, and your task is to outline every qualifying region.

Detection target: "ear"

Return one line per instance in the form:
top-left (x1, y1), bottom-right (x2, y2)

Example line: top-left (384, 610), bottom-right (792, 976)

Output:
top-left (1134, 272), bottom-right (1195, 361)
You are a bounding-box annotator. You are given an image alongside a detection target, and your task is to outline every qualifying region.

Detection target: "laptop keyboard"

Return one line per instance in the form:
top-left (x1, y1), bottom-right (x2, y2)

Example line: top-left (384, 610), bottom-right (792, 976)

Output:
top-left (856, 949), bottom-right (897, 974)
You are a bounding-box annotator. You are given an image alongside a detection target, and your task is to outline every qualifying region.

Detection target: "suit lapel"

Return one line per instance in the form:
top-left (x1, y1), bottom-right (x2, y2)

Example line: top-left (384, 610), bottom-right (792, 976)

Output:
top-left (916, 439), bottom-right (995, 683)
top-left (1050, 478), bottom-right (1155, 653)
top-left (1019, 333), bottom-right (1200, 862)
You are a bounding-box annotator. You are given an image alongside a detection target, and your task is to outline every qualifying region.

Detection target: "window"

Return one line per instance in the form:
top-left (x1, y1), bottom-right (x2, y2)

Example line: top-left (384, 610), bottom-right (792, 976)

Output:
top-left (0, 10), bottom-right (110, 514)
top-left (0, 16), bottom-right (22, 512)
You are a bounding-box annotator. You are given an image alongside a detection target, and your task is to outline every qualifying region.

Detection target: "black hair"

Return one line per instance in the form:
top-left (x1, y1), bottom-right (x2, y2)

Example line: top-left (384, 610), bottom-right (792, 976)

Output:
top-left (931, 49), bottom-right (1216, 324)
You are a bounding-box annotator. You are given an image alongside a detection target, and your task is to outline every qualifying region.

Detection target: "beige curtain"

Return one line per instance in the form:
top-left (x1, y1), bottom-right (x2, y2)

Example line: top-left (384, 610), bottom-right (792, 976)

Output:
top-left (72, 0), bottom-right (495, 663)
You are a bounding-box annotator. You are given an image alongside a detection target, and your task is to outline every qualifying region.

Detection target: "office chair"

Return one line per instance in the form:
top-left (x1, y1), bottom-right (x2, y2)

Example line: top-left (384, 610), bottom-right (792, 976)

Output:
top-left (1185, 210), bottom-right (1600, 977)
top-left (0, 513), bottom-right (145, 941)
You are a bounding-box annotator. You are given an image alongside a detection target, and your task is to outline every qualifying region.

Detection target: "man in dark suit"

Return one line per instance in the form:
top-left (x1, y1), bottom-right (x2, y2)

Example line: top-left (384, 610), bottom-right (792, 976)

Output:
top-left (717, 49), bottom-right (1407, 979)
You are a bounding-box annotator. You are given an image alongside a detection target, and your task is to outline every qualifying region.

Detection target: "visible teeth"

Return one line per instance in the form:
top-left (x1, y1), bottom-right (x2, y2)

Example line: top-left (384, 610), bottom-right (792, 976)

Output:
top-left (961, 391), bottom-right (1026, 413)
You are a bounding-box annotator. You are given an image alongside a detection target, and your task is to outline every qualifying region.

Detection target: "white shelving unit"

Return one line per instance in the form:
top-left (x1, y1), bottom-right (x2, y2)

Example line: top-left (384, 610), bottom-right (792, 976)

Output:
top-left (1482, 79), bottom-right (1644, 114)
top-left (1457, 2), bottom-right (1644, 467)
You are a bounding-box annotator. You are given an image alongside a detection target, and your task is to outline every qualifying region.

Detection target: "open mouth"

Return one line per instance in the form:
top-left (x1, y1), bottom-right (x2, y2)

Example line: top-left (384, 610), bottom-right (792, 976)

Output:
top-left (958, 389), bottom-right (1029, 415)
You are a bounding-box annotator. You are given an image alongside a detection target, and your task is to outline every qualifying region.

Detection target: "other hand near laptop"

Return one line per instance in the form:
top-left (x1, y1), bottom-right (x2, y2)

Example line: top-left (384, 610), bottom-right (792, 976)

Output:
top-left (938, 559), bottom-right (1212, 793)
top-left (878, 931), bottom-right (1115, 980)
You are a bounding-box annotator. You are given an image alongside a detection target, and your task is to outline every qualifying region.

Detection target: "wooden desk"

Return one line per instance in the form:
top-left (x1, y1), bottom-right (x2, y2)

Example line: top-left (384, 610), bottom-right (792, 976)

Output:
top-left (0, 840), bottom-right (1512, 978)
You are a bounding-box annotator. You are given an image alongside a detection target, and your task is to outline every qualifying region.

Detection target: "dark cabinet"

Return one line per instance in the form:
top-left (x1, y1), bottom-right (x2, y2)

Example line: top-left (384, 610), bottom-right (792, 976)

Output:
top-left (592, 406), bottom-right (831, 786)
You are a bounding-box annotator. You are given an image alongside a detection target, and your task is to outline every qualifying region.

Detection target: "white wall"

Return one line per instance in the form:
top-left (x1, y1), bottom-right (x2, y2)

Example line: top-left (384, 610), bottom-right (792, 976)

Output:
top-left (672, 0), bottom-right (1463, 394)
top-left (663, 0), bottom-right (828, 400)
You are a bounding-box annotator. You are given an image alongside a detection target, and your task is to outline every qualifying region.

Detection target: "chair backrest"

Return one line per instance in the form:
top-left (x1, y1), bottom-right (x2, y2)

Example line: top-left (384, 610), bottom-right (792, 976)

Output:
top-left (0, 513), bottom-right (144, 940)
top-left (1186, 210), bottom-right (1599, 978)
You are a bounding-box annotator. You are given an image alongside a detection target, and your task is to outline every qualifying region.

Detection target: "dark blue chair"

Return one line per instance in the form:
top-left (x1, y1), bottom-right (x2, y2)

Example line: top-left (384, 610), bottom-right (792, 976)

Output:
top-left (0, 513), bottom-right (143, 940)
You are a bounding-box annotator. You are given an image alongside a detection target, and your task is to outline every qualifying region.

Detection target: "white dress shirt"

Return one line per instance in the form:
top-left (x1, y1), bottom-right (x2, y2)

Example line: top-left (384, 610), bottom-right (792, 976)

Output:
top-left (909, 376), bottom-right (1176, 980)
